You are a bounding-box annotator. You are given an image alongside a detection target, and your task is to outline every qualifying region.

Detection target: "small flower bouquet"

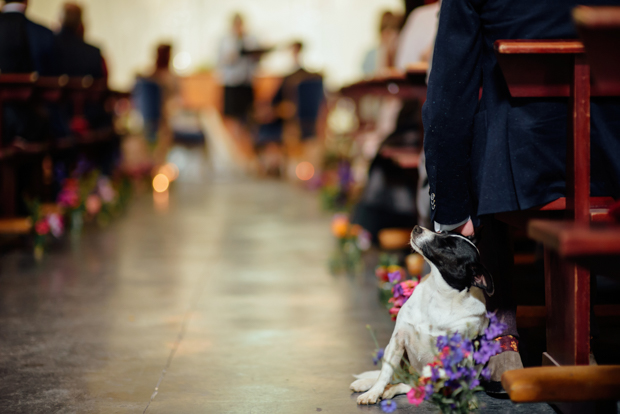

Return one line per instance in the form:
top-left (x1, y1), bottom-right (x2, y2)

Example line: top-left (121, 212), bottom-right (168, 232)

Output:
top-left (376, 313), bottom-right (507, 414)
top-left (26, 200), bottom-right (65, 260)
top-left (375, 253), bottom-right (423, 320)
top-left (328, 213), bottom-right (371, 274)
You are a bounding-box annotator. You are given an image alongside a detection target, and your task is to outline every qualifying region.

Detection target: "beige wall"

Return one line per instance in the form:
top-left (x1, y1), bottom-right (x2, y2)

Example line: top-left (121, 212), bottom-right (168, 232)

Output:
top-left (26, 0), bottom-right (402, 91)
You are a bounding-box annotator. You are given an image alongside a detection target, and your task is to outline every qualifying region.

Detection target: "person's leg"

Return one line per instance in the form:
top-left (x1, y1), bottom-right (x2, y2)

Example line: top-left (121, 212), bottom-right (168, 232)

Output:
top-left (477, 217), bottom-right (523, 386)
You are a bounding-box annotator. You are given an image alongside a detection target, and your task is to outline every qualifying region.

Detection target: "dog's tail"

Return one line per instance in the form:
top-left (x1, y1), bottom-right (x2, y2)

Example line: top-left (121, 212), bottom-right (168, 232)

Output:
top-left (352, 370), bottom-right (381, 379)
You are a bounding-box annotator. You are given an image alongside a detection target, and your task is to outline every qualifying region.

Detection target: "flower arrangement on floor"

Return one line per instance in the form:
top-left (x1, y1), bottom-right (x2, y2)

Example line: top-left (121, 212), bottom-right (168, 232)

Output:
top-left (26, 164), bottom-right (132, 259)
top-left (374, 313), bottom-right (507, 414)
top-left (328, 213), bottom-right (371, 274)
top-left (375, 253), bottom-right (424, 319)
top-left (57, 170), bottom-right (128, 232)
top-left (25, 200), bottom-right (65, 260)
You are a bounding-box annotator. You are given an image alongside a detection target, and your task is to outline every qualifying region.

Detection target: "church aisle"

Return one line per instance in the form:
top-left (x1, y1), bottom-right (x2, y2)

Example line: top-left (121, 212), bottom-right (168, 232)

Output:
top-left (0, 179), bottom-right (554, 413)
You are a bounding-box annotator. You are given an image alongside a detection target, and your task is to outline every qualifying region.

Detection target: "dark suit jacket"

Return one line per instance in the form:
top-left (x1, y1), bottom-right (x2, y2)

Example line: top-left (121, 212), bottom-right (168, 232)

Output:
top-left (54, 28), bottom-right (104, 78)
top-left (422, 0), bottom-right (620, 226)
top-left (0, 12), bottom-right (57, 75)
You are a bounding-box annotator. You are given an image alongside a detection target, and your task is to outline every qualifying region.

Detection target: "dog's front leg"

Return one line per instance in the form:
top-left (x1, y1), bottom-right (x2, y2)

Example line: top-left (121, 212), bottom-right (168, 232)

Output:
top-left (356, 334), bottom-right (404, 405)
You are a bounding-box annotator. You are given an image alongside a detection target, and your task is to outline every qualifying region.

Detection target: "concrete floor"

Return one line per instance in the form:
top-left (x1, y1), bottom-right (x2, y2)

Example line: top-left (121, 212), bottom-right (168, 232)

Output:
top-left (0, 179), bottom-right (555, 413)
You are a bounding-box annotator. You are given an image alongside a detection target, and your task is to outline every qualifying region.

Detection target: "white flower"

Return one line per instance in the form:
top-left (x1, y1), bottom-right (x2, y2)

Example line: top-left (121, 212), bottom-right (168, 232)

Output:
top-left (47, 214), bottom-right (64, 238)
top-left (422, 365), bottom-right (432, 379)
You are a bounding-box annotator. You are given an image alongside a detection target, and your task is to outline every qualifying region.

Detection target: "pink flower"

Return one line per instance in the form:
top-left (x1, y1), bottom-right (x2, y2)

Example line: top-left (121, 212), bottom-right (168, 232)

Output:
top-left (86, 194), bottom-right (102, 215)
top-left (57, 178), bottom-right (81, 209)
top-left (35, 219), bottom-right (50, 236)
top-left (407, 386), bottom-right (426, 406)
top-left (98, 177), bottom-right (117, 203)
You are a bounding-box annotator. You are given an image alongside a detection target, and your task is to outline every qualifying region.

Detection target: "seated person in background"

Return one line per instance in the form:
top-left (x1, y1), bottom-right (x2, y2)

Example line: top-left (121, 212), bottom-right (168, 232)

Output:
top-left (423, 0), bottom-right (620, 388)
top-left (256, 41), bottom-right (323, 177)
top-left (351, 2), bottom-right (438, 237)
top-left (0, 0), bottom-right (57, 146)
top-left (52, 3), bottom-right (109, 137)
top-left (54, 3), bottom-right (105, 78)
top-left (394, 0), bottom-right (441, 229)
top-left (394, 0), bottom-right (439, 70)
top-left (362, 11), bottom-right (401, 77)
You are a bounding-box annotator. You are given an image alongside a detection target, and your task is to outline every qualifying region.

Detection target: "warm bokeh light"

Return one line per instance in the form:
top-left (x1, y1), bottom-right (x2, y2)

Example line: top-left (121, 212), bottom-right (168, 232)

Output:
top-left (295, 162), bottom-right (315, 181)
top-left (159, 163), bottom-right (180, 182)
top-left (153, 189), bottom-right (169, 213)
top-left (152, 174), bottom-right (170, 193)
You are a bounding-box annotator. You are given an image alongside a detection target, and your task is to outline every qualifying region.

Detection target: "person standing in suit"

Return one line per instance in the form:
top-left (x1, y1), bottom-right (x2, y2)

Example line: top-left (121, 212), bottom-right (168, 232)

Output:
top-left (0, 0), bottom-right (57, 75)
top-left (422, 0), bottom-right (620, 388)
top-left (54, 3), bottom-right (104, 79)
top-left (0, 0), bottom-right (57, 146)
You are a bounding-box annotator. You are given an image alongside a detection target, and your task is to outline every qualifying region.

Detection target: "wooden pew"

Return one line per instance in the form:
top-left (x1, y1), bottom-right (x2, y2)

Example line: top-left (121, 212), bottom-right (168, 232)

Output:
top-left (502, 365), bottom-right (620, 413)
top-left (493, 39), bottom-right (620, 366)
top-left (0, 73), bottom-right (118, 227)
top-left (340, 66), bottom-right (428, 102)
top-left (516, 221), bottom-right (620, 412)
top-left (574, 6), bottom-right (620, 96)
top-left (499, 14), bottom-right (620, 407)
top-left (0, 73), bottom-right (38, 218)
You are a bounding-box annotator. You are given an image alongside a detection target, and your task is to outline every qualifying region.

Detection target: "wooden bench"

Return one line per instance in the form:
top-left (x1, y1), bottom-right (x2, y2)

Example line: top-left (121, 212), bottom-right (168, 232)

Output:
top-left (502, 365), bottom-right (620, 413)
top-left (493, 38), bottom-right (620, 366)
top-left (0, 74), bottom-right (120, 227)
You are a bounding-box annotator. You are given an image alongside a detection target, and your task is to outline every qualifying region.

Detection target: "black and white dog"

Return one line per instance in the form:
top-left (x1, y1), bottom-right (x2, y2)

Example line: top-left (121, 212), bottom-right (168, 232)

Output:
top-left (351, 225), bottom-right (494, 404)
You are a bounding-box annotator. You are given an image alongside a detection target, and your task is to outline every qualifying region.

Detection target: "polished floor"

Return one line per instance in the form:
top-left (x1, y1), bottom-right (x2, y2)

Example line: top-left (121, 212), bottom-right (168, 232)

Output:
top-left (0, 178), bottom-right (554, 413)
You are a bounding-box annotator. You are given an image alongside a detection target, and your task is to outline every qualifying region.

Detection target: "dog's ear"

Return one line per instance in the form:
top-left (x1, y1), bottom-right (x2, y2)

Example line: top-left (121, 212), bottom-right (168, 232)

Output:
top-left (470, 262), bottom-right (494, 296)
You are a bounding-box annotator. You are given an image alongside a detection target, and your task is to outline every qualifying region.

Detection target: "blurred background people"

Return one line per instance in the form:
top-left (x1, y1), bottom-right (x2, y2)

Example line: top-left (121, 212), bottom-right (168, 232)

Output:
top-left (0, 0), bottom-right (57, 147)
top-left (255, 41), bottom-right (324, 178)
top-left (361, 11), bottom-right (401, 77)
top-left (394, 0), bottom-right (440, 70)
top-left (217, 13), bottom-right (262, 166)
top-left (54, 3), bottom-right (105, 79)
top-left (0, 0), bottom-right (56, 75)
top-left (133, 43), bottom-right (181, 166)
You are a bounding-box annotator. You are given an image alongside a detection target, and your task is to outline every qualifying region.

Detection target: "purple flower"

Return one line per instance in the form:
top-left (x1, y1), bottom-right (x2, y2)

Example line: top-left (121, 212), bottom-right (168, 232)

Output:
top-left (373, 348), bottom-right (384, 365)
top-left (481, 367), bottom-right (491, 381)
top-left (424, 383), bottom-right (434, 400)
top-left (461, 339), bottom-right (473, 354)
top-left (484, 312), bottom-right (508, 340)
top-left (431, 367), bottom-right (442, 382)
top-left (449, 332), bottom-right (463, 347)
top-left (474, 339), bottom-right (501, 364)
top-left (388, 271), bottom-right (402, 284)
top-left (381, 399), bottom-right (397, 413)
top-left (393, 283), bottom-right (404, 297)
top-left (470, 378), bottom-right (480, 388)
top-left (436, 335), bottom-right (449, 349)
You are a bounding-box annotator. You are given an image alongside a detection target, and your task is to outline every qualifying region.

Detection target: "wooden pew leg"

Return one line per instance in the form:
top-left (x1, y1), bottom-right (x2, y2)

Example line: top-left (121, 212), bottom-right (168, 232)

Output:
top-left (544, 248), bottom-right (591, 366)
top-left (1, 161), bottom-right (16, 217)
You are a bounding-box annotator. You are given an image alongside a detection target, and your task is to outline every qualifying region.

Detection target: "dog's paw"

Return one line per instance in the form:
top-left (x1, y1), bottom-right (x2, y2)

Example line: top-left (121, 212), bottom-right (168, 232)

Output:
top-left (357, 389), bottom-right (382, 405)
top-left (382, 383), bottom-right (412, 400)
top-left (353, 370), bottom-right (380, 380)
top-left (350, 378), bottom-right (375, 393)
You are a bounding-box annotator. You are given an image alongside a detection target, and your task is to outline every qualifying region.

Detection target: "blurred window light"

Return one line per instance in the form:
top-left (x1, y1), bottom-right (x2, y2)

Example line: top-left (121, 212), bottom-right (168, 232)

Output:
top-left (296, 162), bottom-right (315, 181)
top-left (173, 52), bottom-right (192, 72)
top-left (153, 173), bottom-right (170, 193)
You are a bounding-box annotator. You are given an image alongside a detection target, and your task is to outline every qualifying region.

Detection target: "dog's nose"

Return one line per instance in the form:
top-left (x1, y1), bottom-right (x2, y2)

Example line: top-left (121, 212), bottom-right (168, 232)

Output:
top-left (413, 225), bottom-right (423, 234)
